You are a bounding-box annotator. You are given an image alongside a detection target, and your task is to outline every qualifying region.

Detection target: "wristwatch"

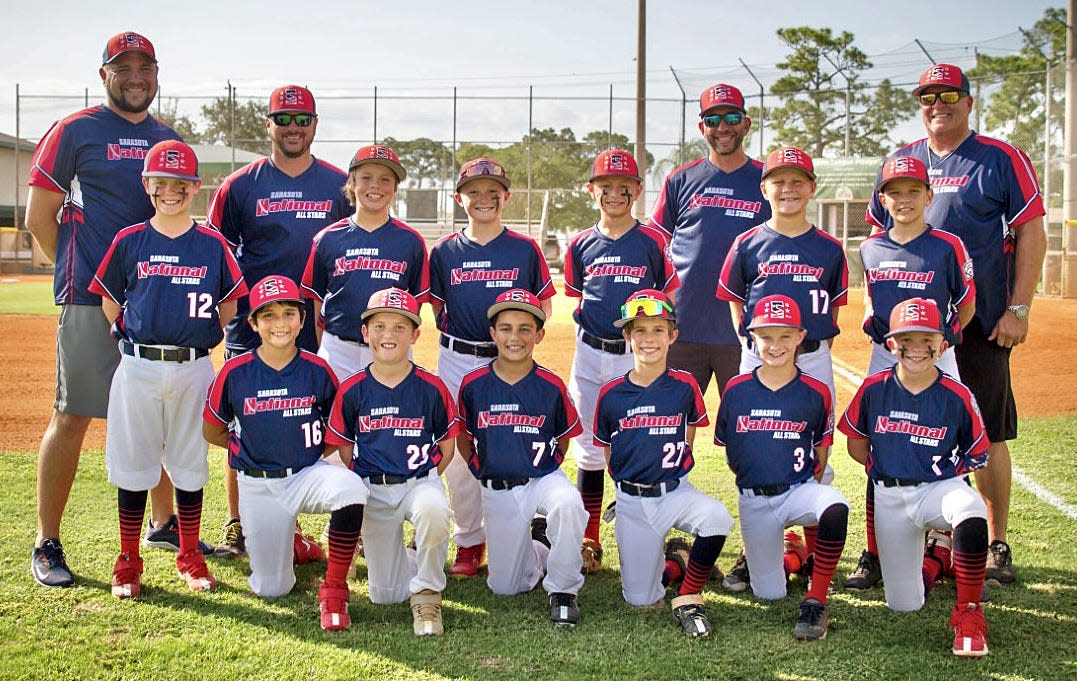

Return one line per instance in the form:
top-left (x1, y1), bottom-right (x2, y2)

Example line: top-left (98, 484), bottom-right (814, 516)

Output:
top-left (1007, 304), bottom-right (1030, 320)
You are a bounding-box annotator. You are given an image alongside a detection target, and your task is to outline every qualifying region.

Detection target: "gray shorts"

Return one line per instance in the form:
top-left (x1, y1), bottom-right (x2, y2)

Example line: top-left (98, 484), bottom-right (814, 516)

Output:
top-left (55, 304), bottom-right (120, 418)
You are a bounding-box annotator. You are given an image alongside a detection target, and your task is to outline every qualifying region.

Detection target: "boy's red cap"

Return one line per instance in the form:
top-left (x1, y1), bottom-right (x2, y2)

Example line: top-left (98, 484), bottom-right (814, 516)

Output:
top-left (487, 288), bottom-right (546, 322)
top-left (747, 294), bottom-right (803, 330)
top-left (699, 83), bottom-right (745, 115)
top-left (590, 149), bottom-right (641, 182)
top-left (886, 297), bottom-right (944, 337)
top-left (349, 144), bottom-right (407, 182)
top-left (102, 32), bottom-right (156, 65)
top-left (877, 155), bottom-right (930, 192)
top-left (362, 288), bottom-right (421, 326)
top-left (249, 275), bottom-right (303, 318)
top-left (912, 63), bottom-right (971, 96)
top-left (614, 289), bottom-right (675, 328)
top-left (142, 140), bottom-right (200, 182)
top-left (269, 85), bottom-right (316, 115)
top-left (762, 146), bottom-right (816, 181)
top-left (456, 157), bottom-right (510, 191)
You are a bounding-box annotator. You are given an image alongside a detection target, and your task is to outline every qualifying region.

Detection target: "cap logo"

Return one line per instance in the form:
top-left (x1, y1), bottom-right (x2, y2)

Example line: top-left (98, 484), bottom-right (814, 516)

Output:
top-left (504, 289), bottom-right (532, 303)
top-left (122, 33), bottom-right (143, 49)
top-left (891, 156), bottom-right (915, 174)
top-left (928, 65), bottom-right (951, 82)
top-left (163, 149), bottom-right (182, 169)
top-left (373, 146), bottom-right (391, 159)
top-left (763, 298), bottom-right (792, 320)
top-left (606, 153), bottom-right (626, 170)
top-left (711, 86), bottom-right (733, 101)
top-left (897, 301), bottom-right (929, 324)
top-left (781, 148), bottom-right (802, 164)
top-left (380, 288), bottom-right (409, 309)
top-left (259, 277), bottom-right (284, 298)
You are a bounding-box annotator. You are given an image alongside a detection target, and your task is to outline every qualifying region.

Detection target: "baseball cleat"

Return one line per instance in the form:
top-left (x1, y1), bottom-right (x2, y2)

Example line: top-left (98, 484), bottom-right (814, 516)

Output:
top-left (176, 550), bottom-right (217, 592)
top-left (293, 529), bottom-right (326, 565)
top-left (214, 518), bottom-right (246, 559)
top-left (793, 597), bottom-right (829, 640)
top-left (410, 591), bottom-right (444, 636)
top-left (783, 531), bottom-right (809, 577)
top-left (950, 602), bottom-right (989, 657)
top-left (580, 539), bottom-right (603, 575)
top-left (722, 551), bottom-right (750, 592)
top-left (143, 515), bottom-right (213, 555)
top-left (671, 594), bottom-right (711, 638)
top-left (319, 581), bottom-right (352, 632)
top-left (530, 516), bottom-right (551, 549)
top-left (550, 592), bottom-right (581, 627)
top-left (449, 542), bottom-right (485, 578)
top-left (110, 552), bottom-right (143, 599)
top-left (664, 537), bottom-right (691, 584)
top-left (985, 540), bottom-right (1015, 587)
top-left (31, 539), bottom-right (75, 588)
top-left (843, 550), bottom-right (883, 590)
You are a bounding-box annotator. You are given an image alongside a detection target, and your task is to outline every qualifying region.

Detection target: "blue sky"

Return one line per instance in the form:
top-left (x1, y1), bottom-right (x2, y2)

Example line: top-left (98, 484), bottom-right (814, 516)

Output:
top-left (1, 1), bottom-right (1060, 170)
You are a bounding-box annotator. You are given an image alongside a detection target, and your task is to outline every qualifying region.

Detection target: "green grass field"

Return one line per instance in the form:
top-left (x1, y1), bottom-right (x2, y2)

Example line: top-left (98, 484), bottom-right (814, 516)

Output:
top-left (1, 279), bottom-right (1075, 680)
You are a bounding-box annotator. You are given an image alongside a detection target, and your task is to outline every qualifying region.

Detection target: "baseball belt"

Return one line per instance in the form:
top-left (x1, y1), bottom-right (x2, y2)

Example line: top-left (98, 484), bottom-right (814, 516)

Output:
top-left (122, 341), bottom-right (209, 363)
top-left (240, 466), bottom-right (297, 479)
top-left (440, 334), bottom-right (497, 358)
top-left (581, 331), bottom-right (627, 355)
top-left (874, 477), bottom-right (926, 488)
top-left (617, 478), bottom-right (680, 497)
top-left (366, 470), bottom-right (431, 485)
top-left (480, 477), bottom-right (531, 490)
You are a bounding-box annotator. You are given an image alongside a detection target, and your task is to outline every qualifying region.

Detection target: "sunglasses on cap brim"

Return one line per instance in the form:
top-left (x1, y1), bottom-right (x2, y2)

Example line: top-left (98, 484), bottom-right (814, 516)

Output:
top-left (620, 297), bottom-right (674, 320)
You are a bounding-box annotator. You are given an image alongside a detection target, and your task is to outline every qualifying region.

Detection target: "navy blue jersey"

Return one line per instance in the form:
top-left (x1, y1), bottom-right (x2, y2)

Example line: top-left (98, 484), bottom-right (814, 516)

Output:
top-left (204, 350), bottom-right (338, 473)
top-left (325, 364), bottom-right (459, 478)
top-left (859, 227), bottom-right (975, 345)
top-left (718, 224), bottom-right (849, 342)
top-left (301, 217), bottom-right (430, 341)
top-left (648, 157), bottom-right (770, 345)
top-left (867, 134), bottom-right (1044, 331)
top-left (594, 369), bottom-right (708, 484)
top-left (564, 222), bottom-right (679, 339)
top-left (714, 370), bottom-right (833, 489)
top-left (28, 105), bottom-right (181, 305)
top-left (457, 363), bottom-right (581, 479)
top-left (839, 368), bottom-right (989, 482)
top-left (89, 221), bottom-right (247, 348)
top-left (429, 228), bottom-right (554, 341)
top-left (206, 157), bottom-right (350, 353)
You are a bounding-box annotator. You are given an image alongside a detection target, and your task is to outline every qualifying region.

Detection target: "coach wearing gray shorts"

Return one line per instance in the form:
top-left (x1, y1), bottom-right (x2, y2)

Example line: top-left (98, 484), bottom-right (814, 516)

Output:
top-left (25, 31), bottom-right (184, 586)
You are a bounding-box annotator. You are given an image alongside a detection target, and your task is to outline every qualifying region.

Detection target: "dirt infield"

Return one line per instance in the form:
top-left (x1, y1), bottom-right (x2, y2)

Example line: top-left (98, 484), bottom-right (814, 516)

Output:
top-left (2, 287), bottom-right (1074, 452)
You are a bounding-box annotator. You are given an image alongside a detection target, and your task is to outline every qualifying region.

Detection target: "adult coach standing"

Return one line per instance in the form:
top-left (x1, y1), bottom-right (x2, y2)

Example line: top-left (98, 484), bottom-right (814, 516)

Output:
top-left (867, 64), bottom-right (1047, 586)
top-left (25, 31), bottom-right (182, 587)
top-left (205, 85), bottom-right (350, 557)
top-left (649, 84), bottom-right (771, 396)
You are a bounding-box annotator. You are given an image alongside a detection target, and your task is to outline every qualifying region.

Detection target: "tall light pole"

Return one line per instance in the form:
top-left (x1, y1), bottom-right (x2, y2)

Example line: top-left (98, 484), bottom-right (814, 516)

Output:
top-left (635, 0), bottom-right (647, 220)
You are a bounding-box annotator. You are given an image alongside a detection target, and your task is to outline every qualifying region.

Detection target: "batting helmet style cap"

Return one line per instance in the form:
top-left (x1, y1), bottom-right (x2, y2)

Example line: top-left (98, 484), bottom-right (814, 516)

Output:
top-left (362, 288), bottom-right (422, 326)
top-left (349, 144), bottom-right (407, 182)
top-left (589, 149), bottom-right (642, 182)
top-left (912, 64), bottom-right (971, 96)
top-left (269, 85), bottom-right (317, 115)
top-left (699, 83), bottom-right (745, 115)
top-left (886, 297), bottom-right (944, 338)
top-left (614, 289), bottom-right (675, 328)
top-left (248, 275), bottom-right (304, 318)
top-left (456, 157), bottom-right (510, 191)
top-left (762, 146), bottom-right (816, 181)
top-left (877, 156), bottom-right (930, 193)
top-left (487, 288), bottom-right (546, 323)
top-left (748, 294), bottom-right (803, 330)
top-left (142, 140), bottom-right (200, 182)
top-left (102, 31), bottom-right (156, 65)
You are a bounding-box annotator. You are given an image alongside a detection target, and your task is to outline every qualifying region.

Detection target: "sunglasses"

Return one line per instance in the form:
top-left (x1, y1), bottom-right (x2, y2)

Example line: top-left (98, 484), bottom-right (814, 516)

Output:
top-left (702, 112), bottom-right (744, 128)
top-left (460, 160), bottom-right (506, 179)
top-left (620, 297), bottom-right (674, 320)
top-left (268, 112), bottom-right (315, 127)
top-left (918, 91), bottom-right (964, 106)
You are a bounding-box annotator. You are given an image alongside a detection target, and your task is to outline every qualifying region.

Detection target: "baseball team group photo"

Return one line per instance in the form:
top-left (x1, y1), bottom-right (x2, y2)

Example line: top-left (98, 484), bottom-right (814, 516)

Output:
top-left (2, 5), bottom-right (1076, 681)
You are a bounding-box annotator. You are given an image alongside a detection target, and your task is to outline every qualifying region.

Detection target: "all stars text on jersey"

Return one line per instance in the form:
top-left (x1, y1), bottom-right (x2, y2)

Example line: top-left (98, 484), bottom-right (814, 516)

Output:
top-left (255, 196), bottom-right (332, 219)
top-left (137, 255), bottom-right (208, 285)
top-left (450, 263), bottom-right (520, 288)
top-left (757, 254), bottom-right (824, 283)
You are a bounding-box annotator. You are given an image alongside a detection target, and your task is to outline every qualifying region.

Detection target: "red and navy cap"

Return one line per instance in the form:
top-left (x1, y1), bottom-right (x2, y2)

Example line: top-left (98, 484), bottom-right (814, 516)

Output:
top-left (248, 275), bottom-right (304, 317)
top-left (699, 83), bottom-right (745, 115)
top-left (748, 294), bottom-right (803, 330)
top-left (487, 288), bottom-right (546, 322)
top-left (886, 297), bottom-right (944, 337)
top-left (102, 31), bottom-right (156, 65)
top-left (589, 149), bottom-right (641, 182)
top-left (762, 146), bottom-right (816, 181)
top-left (349, 144), bottom-right (407, 182)
top-left (912, 63), bottom-right (971, 96)
top-left (614, 289), bottom-right (675, 328)
top-left (456, 157), bottom-right (510, 191)
top-left (269, 85), bottom-right (316, 115)
top-left (142, 140), bottom-right (199, 182)
top-left (877, 155), bottom-right (930, 192)
top-left (362, 288), bottom-right (421, 326)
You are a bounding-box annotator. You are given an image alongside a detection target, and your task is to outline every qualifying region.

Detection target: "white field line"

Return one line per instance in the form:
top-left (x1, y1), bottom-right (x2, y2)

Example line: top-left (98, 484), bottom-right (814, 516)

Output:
top-left (830, 356), bottom-right (1077, 521)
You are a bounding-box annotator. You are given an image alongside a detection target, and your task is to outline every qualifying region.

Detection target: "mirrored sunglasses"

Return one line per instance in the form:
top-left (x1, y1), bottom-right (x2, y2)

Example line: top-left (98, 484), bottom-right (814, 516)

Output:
top-left (702, 112), bottom-right (744, 128)
top-left (620, 297), bottom-right (674, 320)
top-left (269, 112), bottom-right (315, 127)
top-left (918, 91), bottom-right (963, 106)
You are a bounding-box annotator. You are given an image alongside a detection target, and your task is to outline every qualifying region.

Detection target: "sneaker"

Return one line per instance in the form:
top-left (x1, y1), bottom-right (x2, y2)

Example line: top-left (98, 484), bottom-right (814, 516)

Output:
top-left (293, 530), bottom-right (326, 565)
top-left (319, 581), bottom-right (352, 632)
top-left (531, 516), bottom-right (551, 549)
top-left (664, 537), bottom-right (690, 584)
top-left (176, 550), bottom-right (217, 592)
top-left (111, 552), bottom-right (143, 599)
top-left (671, 594), bottom-right (711, 638)
top-left (410, 591), bottom-right (444, 636)
top-left (843, 550), bottom-right (883, 590)
top-left (581, 539), bottom-right (603, 575)
top-left (985, 540), bottom-right (1015, 587)
top-left (550, 592), bottom-right (581, 627)
top-left (722, 551), bottom-right (750, 593)
top-left (792, 597), bottom-right (829, 641)
top-left (950, 602), bottom-right (989, 657)
top-left (31, 539), bottom-right (74, 587)
top-left (143, 515), bottom-right (214, 555)
top-left (449, 542), bottom-right (485, 578)
top-left (214, 518), bottom-right (246, 559)
top-left (783, 531), bottom-right (809, 577)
